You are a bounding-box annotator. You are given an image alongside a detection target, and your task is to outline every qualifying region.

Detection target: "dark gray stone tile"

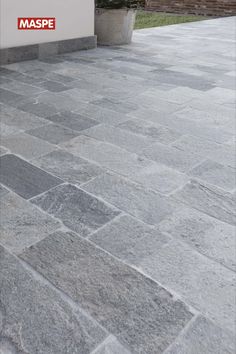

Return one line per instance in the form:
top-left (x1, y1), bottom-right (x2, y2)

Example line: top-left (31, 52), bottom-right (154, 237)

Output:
top-left (20, 231), bottom-right (193, 354)
top-left (39, 80), bottom-right (72, 93)
top-left (46, 111), bottom-right (99, 131)
top-left (1, 132), bottom-right (56, 160)
top-left (27, 123), bottom-right (79, 144)
top-left (58, 36), bottom-right (96, 54)
top-left (0, 193), bottom-right (60, 254)
top-left (0, 87), bottom-right (25, 105)
top-left (34, 150), bottom-right (103, 185)
top-left (158, 206), bottom-right (236, 271)
top-left (118, 118), bottom-right (181, 145)
top-left (0, 154), bottom-right (62, 199)
top-left (0, 79), bottom-right (44, 96)
top-left (31, 184), bottom-right (120, 236)
top-left (174, 180), bottom-right (236, 226)
top-left (7, 44), bottom-right (38, 63)
top-left (0, 184), bottom-right (9, 198)
top-left (165, 315), bottom-right (235, 354)
top-left (189, 159), bottom-right (235, 192)
top-left (0, 67), bottom-right (45, 85)
top-left (143, 142), bottom-right (204, 173)
top-left (0, 246), bottom-right (106, 354)
top-left (89, 214), bottom-right (169, 264)
top-left (18, 101), bottom-right (59, 118)
top-left (83, 173), bottom-right (176, 225)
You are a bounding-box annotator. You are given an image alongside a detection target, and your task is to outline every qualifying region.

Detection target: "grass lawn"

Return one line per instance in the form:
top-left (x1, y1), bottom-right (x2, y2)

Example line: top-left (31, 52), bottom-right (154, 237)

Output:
top-left (134, 11), bottom-right (208, 29)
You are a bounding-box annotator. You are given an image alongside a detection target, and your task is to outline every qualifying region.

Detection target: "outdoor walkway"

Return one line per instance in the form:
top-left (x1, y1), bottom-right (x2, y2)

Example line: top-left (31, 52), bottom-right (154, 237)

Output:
top-left (0, 17), bottom-right (235, 354)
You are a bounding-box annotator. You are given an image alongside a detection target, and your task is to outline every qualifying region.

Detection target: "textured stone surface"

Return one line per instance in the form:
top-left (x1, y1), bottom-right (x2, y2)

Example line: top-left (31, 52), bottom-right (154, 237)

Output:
top-left (34, 150), bottom-right (103, 185)
top-left (189, 159), bottom-right (235, 192)
top-left (0, 193), bottom-right (60, 254)
top-left (1, 132), bottom-right (55, 160)
top-left (0, 184), bottom-right (9, 198)
top-left (174, 180), bottom-right (236, 225)
top-left (137, 239), bottom-right (236, 331)
top-left (0, 246), bottom-right (105, 354)
top-left (17, 101), bottom-right (59, 118)
top-left (0, 154), bottom-right (62, 199)
top-left (27, 123), bottom-right (79, 145)
top-left (46, 111), bottom-right (99, 131)
top-left (164, 316), bottom-right (236, 354)
top-left (92, 336), bottom-right (131, 354)
top-left (158, 206), bottom-right (236, 271)
top-left (90, 214), bottom-right (169, 264)
top-left (83, 173), bottom-right (176, 225)
top-left (31, 184), bottom-right (120, 236)
top-left (62, 135), bottom-right (153, 177)
top-left (21, 231), bottom-right (193, 353)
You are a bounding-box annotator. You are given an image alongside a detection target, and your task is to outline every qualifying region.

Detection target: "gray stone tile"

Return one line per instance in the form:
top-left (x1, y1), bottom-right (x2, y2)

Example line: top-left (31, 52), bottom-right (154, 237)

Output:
top-left (18, 101), bottom-right (59, 118)
top-left (164, 315), bottom-right (235, 354)
top-left (0, 79), bottom-right (44, 96)
top-left (0, 154), bottom-right (62, 199)
top-left (83, 173), bottom-right (176, 225)
top-left (0, 246), bottom-right (106, 354)
top-left (0, 193), bottom-right (60, 254)
top-left (129, 163), bottom-right (189, 194)
top-left (0, 67), bottom-right (45, 85)
top-left (33, 150), bottom-right (103, 185)
top-left (31, 184), bottom-right (120, 236)
top-left (83, 124), bottom-right (152, 153)
top-left (172, 135), bottom-right (235, 168)
top-left (174, 180), bottom-right (236, 226)
top-left (27, 123), bottom-right (80, 145)
top-left (0, 122), bottom-right (20, 137)
top-left (91, 98), bottom-right (136, 114)
top-left (0, 87), bottom-right (25, 106)
top-left (92, 335), bottom-right (131, 354)
top-left (137, 238), bottom-right (236, 331)
top-left (118, 118), bottom-right (181, 145)
top-left (158, 206), bottom-right (236, 271)
top-left (143, 142), bottom-right (204, 173)
top-left (46, 111), bottom-right (99, 131)
top-left (20, 231), bottom-right (193, 353)
top-left (0, 184), bottom-right (9, 198)
top-left (62, 135), bottom-right (153, 177)
top-left (0, 146), bottom-right (8, 156)
top-left (1, 132), bottom-right (56, 160)
top-left (39, 80), bottom-right (72, 92)
top-left (189, 159), bottom-right (235, 192)
top-left (90, 214), bottom-right (169, 264)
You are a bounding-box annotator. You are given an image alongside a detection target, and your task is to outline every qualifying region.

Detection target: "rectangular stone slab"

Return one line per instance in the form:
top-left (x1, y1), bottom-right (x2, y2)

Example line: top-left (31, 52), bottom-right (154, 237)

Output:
top-left (0, 154), bottom-right (62, 199)
top-left (0, 246), bottom-right (105, 354)
top-left (20, 230), bottom-right (193, 353)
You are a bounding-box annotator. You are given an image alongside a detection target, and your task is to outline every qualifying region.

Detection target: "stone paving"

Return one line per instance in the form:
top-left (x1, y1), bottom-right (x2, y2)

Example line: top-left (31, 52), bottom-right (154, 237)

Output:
top-left (0, 17), bottom-right (235, 354)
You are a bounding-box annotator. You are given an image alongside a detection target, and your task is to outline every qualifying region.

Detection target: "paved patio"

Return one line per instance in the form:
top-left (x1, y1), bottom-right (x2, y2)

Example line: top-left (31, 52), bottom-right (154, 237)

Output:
top-left (0, 16), bottom-right (235, 354)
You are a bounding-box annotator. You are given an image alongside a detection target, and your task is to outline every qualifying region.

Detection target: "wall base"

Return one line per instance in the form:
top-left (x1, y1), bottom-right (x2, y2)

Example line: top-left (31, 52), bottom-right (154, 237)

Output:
top-left (0, 35), bottom-right (97, 65)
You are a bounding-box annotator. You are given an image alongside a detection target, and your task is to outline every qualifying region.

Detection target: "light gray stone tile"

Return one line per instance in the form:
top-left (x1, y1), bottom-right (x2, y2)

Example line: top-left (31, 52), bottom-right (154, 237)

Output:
top-left (0, 146), bottom-right (8, 156)
top-left (62, 135), bottom-right (153, 177)
top-left (174, 180), bottom-right (236, 226)
top-left (31, 184), bottom-right (120, 236)
top-left (27, 123), bottom-right (79, 145)
top-left (0, 154), bottom-right (62, 199)
top-left (189, 159), bottom-right (235, 192)
top-left (118, 118), bottom-right (181, 145)
top-left (158, 206), bottom-right (236, 271)
top-left (90, 214), bottom-right (169, 264)
top-left (46, 111), bottom-right (99, 131)
top-left (92, 335), bottom-right (131, 354)
top-left (138, 239), bottom-right (236, 331)
top-left (83, 124), bottom-right (152, 153)
top-left (0, 122), bottom-right (20, 137)
top-left (173, 135), bottom-right (235, 168)
top-left (20, 231), bottom-right (193, 354)
top-left (83, 173), bottom-right (176, 225)
top-left (0, 246), bottom-right (106, 354)
top-left (164, 316), bottom-right (235, 354)
top-left (91, 98), bottom-right (136, 114)
top-left (143, 142), bottom-right (203, 173)
top-left (0, 193), bottom-right (60, 254)
top-left (33, 150), bottom-right (103, 185)
top-left (0, 79), bottom-right (45, 96)
top-left (1, 132), bottom-right (56, 160)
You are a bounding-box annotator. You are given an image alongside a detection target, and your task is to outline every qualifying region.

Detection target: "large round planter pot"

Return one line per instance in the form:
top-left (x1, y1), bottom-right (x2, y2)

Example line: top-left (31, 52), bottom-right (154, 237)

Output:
top-left (95, 8), bottom-right (136, 46)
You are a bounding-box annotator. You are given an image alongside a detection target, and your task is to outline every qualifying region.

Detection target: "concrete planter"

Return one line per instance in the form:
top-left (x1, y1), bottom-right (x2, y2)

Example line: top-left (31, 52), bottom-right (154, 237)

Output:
top-left (95, 8), bottom-right (136, 46)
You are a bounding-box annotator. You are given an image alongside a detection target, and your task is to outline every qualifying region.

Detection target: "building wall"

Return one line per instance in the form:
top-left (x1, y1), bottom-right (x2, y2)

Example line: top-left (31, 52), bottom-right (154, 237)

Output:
top-left (0, 0), bottom-right (95, 49)
top-left (145, 0), bottom-right (236, 16)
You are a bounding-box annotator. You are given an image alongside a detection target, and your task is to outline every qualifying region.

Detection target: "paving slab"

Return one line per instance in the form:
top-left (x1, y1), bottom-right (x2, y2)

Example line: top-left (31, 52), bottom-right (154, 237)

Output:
top-left (0, 154), bottom-right (62, 199)
top-left (0, 246), bottom-right (106, 354)
top-left (92, 335), bottom-right (131, 354)
top-left (46, 111), bottom-right (99, 131)
top-left (31, 183), bottom-right (120, 236)
top-left (20, 230), bottom-right (193, 353)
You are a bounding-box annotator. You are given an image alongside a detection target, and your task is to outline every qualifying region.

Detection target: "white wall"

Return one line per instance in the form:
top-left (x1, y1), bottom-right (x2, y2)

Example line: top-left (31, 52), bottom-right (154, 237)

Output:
top-left (0, 0), bottom-right (95, 49)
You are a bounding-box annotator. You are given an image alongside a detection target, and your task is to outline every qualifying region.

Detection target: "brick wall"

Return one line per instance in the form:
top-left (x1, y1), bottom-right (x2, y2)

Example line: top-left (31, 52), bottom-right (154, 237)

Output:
top-left (145, 0), bottom-right (236, 16)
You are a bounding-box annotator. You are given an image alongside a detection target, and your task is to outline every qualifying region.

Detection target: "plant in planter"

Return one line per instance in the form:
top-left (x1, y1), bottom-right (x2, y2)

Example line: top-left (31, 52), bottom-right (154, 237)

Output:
top-left (95, 1), bottom-right (143, 45)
